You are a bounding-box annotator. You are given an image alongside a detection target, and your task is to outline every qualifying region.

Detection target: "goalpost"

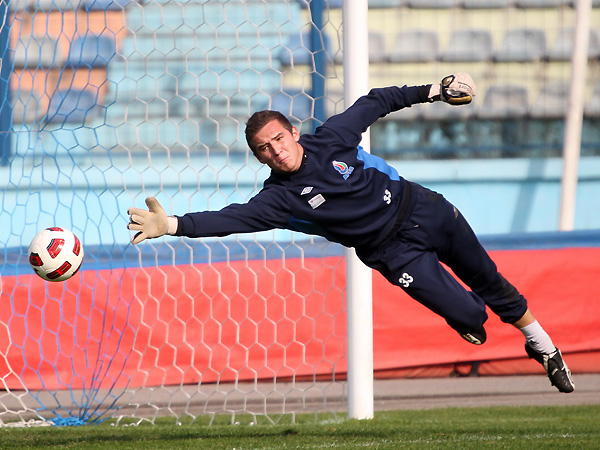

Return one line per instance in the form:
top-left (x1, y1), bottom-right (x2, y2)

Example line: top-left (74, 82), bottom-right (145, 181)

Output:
top-left (0, 0), bottom-right (370, 426)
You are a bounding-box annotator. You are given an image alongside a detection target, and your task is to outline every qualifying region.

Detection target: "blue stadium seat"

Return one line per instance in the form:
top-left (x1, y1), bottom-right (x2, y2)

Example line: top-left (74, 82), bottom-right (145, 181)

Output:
top-left (278, 31), bottom-right (332, 67)
top-left (494, 28), bottom-right (546, 62)
top-left (389, 30), bottom-right (439, 63)
top-left (82, 0), bottom-right (135, 10)
top-left (45, 89), bottom-right (99, 125)
top-left (441, 29), bottom-right (493, 62)
top-left (477, 84), bottom-right (530, 119)
top-left (547, 28), bottom-right (600, 61)
top-left (66, 34), bottom-right (117, 68)
top-left (32, 0), bottom-right (83, 11)
top-left (270, 89), bottom-right (313, 122)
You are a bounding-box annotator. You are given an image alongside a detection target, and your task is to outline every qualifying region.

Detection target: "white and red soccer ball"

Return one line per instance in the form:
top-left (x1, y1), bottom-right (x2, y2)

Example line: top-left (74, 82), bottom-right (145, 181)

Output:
top-left (28, 227), bottom-right (84, 282)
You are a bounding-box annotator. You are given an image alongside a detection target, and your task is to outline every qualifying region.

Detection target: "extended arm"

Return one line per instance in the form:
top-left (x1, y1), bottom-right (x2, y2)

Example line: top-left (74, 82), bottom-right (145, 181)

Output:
top-left (127, 187), bottom-right (290, 244)
top-left (320, 73), bottom-right (476, 147)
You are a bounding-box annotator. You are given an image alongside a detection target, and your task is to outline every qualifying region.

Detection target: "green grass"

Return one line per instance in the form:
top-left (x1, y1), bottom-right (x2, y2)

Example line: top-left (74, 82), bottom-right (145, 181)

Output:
top-left (1, 405), bottom-right (599, 449)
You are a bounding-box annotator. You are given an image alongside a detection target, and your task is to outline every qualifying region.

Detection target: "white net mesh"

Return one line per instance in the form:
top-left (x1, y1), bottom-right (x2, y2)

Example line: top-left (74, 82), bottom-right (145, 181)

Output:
top-left (1, 0), bottom-right (347, 426)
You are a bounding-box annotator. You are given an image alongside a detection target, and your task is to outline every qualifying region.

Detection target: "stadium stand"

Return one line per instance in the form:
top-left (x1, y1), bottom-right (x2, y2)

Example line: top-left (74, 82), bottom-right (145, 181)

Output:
top-left (388, 30), bottom-right (440, 63)
top-left (8, 0), bottom-right (600, 156)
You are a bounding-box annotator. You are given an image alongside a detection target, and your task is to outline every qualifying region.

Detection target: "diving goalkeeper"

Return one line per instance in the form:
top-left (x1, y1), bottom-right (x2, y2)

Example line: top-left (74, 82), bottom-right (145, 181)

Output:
top-left (127, 74), bottom-right (575, 393)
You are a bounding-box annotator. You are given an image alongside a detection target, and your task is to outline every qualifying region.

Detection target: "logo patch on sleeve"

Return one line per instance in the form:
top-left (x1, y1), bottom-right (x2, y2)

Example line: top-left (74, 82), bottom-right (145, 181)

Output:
top-left (308, 194), bottom-right (326, 209)
top-left (332, 160), bottom-right (354, 180)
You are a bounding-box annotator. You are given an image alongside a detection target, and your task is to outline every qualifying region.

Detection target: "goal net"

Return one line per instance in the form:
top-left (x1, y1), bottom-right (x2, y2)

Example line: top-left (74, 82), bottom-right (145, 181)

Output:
top-left (0, 0), bottom-right (347, 426)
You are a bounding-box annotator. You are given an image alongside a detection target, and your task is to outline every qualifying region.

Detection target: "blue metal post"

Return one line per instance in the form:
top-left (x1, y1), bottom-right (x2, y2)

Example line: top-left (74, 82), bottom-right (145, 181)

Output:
top-left (0, 3), bottom-right (12, 166)
top-left (309, 0), bottom-right (326, 130)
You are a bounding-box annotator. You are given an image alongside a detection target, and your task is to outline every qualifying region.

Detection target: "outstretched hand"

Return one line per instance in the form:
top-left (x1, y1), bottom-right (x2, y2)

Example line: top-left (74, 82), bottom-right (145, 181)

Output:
top-left (127, 197), bottom-right (169, 245)
top-left (429, 73), bottom-right (477, 105)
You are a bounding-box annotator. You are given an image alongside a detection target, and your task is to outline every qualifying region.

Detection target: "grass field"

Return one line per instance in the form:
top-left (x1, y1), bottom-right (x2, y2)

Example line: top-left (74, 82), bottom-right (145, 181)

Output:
top-left (0, 405), bottom-right (598, 449)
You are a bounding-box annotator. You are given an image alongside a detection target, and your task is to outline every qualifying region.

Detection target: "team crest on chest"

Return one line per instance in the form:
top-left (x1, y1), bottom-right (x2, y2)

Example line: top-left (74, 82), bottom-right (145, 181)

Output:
top-left (332, 160), bottom-right (354, 180)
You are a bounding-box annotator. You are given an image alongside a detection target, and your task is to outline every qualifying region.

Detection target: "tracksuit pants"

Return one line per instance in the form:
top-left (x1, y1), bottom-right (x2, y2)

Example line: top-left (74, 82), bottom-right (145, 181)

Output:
top-left (356, 182), bottom-right (528, 334)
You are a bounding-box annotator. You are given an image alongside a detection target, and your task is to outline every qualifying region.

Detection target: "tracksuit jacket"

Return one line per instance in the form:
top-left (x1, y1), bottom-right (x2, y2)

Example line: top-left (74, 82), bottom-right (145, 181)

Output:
top-left (174, 84), bottom-right (431, 249)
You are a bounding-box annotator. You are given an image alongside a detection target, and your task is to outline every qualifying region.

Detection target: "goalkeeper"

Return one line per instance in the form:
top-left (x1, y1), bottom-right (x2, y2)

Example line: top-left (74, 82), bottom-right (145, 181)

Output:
top-left (127, 74), bottom-right (574, 394)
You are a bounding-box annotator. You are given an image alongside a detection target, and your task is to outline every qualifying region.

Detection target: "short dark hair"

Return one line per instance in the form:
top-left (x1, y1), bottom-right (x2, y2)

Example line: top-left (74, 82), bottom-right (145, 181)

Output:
top-left (245, 110), bottom-right (293, 151)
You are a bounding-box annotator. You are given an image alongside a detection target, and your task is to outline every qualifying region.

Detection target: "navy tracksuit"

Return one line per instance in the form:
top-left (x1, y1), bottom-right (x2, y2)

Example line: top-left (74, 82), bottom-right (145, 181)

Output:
top-left (174, 85), bottom-right (528, 333)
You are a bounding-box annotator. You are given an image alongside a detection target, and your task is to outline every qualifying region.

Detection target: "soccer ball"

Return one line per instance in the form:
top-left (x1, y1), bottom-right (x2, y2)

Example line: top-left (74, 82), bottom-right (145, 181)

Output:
top-left (28, 227), bottom-right (84, 282)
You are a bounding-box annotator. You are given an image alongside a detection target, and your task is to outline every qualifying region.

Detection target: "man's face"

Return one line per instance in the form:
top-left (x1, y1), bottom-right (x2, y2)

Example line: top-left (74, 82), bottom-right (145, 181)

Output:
top-left (250, 120), bottom-right (303, 174)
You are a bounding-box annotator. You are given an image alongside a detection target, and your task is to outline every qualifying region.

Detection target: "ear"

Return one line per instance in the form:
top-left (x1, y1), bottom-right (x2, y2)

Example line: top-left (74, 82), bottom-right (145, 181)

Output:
top-left (291, 126), bottom-right (300, 142)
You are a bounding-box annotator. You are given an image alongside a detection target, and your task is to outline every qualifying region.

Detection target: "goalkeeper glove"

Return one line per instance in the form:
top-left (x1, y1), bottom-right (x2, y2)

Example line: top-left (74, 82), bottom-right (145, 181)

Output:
top-left (428, 73), bottom-right (476, 105)
top-left (127, 197), bottom-right (178, 245)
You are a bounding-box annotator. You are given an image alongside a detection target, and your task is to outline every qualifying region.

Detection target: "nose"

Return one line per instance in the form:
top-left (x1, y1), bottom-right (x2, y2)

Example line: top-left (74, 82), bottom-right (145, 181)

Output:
top-left (272, 142), bottom-right (284, 156)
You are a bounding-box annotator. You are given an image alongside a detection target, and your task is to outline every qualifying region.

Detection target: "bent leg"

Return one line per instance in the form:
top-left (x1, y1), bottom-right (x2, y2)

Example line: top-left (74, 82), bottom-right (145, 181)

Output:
top-left (436, 209), bottom-right (528, 324)
top-left (386, 250), bottom-right (489, 334)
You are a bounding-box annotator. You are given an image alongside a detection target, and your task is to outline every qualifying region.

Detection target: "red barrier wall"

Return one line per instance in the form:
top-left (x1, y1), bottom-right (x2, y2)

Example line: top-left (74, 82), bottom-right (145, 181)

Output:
top-left (1, 247), bottom-right (599, 391)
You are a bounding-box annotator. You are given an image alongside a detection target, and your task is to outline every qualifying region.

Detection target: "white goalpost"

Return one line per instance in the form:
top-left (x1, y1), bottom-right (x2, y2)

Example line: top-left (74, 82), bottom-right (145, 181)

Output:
top-left (342, 0), bottom-right (374, 421)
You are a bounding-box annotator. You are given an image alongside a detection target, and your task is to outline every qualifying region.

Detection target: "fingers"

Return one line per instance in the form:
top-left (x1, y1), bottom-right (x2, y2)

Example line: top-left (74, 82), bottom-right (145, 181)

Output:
top-left (131, 231), bottom-right (147, 245)
top-left (129, 213), bottom-right (145, 225)
top-left (127, 197), bottom-right (167, 245)
top-left (146, 196), bottom-right (166, 214)
top-left (447, 95), bottom-right (473, 106)
top-left (127, 207), bottom-right (146, 217)
top-left (127, 222), bottom-right (143, 232)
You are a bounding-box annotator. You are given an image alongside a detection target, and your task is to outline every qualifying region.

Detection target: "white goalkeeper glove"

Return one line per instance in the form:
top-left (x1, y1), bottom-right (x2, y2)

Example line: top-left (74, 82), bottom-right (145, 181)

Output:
top-left (127, 197), bottom-right (178, 245)
top-left (428, 73), bottom-right (477, 105)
